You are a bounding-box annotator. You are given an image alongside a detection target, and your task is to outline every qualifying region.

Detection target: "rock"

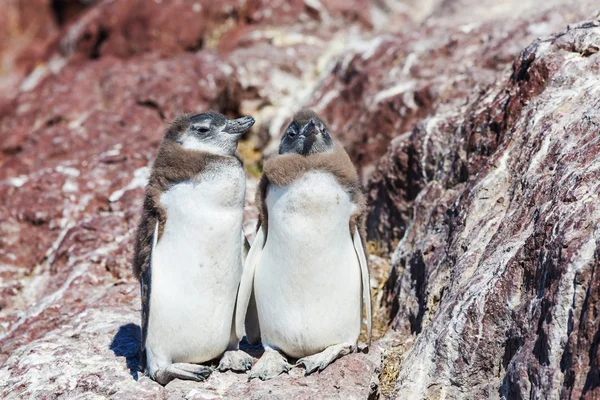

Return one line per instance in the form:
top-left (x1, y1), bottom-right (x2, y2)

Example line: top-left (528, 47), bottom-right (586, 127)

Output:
top-left (0, 0), bottom-right (96, 108)
top-left (0, 0), bottom-right (56, 106)
top-left (369, 14), bottom-right (600, 400)
top-left (361, 1), bottom-right (600, 245)
top-left (307, 0), bottom-right (600, 182)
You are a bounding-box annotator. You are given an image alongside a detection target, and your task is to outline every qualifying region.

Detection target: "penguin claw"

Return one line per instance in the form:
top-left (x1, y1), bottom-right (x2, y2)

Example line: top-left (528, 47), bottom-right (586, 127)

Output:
top-left (155, 363), bottom-right (213, 385)
top-left (247, 350), bottom-right (291, 380)
top-left (296, 344), bottom-right (354, 375)
top-left (217, 350), bottom-right (254, 372)
top-left (296, 357), bottom-right (320, 375)
top-left (297, 356), bottom-right (328, 375)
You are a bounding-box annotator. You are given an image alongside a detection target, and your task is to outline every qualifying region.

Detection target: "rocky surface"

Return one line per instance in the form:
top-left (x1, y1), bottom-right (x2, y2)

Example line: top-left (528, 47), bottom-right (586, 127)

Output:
top-left (378, 19), bottom-right (600, 399)
top-left (0, 0), bottom-right (599, 399)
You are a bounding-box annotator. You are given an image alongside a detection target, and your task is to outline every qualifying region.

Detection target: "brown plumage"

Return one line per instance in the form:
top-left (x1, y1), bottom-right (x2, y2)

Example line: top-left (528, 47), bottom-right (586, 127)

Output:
top-left (256, 141), bottom-right (367, 246)
top-left (132, 114), bottom-right (242, 281)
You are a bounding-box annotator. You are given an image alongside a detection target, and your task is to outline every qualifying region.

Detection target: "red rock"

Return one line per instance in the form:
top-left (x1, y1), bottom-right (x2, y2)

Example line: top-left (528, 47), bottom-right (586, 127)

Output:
top-left (0, 0), bottom-right (58, 105)
top-left (371, 16), bottom-right (600, 400)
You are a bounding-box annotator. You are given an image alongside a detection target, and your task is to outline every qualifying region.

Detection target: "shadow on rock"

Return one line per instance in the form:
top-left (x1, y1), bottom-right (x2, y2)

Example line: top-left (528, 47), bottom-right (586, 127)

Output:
top-left (240, 336), bottom-right (264, 359)
top-left (110, 323), bottom-right (142, 380)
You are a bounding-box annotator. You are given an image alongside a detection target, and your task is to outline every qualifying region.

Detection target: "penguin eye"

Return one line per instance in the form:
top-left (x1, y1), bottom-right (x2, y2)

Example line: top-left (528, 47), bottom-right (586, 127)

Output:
top-left (317, 122), bottom-right (326, 134)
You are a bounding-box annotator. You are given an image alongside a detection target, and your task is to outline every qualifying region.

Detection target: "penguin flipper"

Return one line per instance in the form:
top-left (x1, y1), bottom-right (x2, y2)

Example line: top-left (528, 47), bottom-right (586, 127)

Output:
top-left (140, 221), bottom-right (159, 369)
top-left (235, 227), bottom-right (265, 341)
top-left (353, 226), bottom-right (372, 345)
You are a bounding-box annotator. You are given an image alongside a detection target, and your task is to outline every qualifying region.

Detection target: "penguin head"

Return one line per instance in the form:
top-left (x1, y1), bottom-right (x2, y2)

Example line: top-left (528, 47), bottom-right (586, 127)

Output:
top-left (173, 111), bottom-right (255, 155)
top-left (279, 110), bottom-right (334, 156)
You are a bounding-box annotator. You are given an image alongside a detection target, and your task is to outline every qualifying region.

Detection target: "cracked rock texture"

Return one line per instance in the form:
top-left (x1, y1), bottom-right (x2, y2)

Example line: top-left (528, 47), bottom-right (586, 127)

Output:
top-left (0, 0), bottom-right (599, 399)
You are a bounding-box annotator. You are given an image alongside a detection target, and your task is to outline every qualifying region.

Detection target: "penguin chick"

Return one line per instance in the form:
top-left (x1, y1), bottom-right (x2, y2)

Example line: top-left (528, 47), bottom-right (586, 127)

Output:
top-left (236, 110), bottom-right (371, 380)
top-left (133, 111), bottom-right (255, 385)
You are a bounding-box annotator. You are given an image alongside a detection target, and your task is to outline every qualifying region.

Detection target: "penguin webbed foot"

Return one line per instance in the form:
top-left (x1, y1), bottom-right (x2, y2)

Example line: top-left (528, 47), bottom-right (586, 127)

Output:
top-left (217, 350), bottom-right (254, 372)
top-left (247, 349), bottom-right (291, 381)
top-left (296, 343), bottom-right (354, 375)
top-left (154, 363), bottom-right (213, 385)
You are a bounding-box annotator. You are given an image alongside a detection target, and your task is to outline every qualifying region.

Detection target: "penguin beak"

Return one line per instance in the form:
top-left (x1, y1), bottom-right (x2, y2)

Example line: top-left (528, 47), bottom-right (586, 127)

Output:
top-left (300, 119), bottom-right (318, 154)
top-left (223, 116), bottom-right (255, 134)
top-left (300, 119), bottom-right (317, 138)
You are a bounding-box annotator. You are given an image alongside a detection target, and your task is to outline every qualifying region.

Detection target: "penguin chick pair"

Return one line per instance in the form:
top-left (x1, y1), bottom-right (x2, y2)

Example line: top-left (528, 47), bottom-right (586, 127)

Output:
top-left (133, 109), bottom-right (371, 384)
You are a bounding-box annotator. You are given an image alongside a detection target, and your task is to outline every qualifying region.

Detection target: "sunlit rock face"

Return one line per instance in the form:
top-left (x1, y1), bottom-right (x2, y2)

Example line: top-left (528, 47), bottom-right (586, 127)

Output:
top-left (374, 20), bottom-right (600, 400)
top-left (0, 0), bottom-right (598, 399)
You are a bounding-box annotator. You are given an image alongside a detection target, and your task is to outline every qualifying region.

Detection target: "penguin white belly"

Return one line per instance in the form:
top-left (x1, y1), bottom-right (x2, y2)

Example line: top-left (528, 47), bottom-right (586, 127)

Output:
top-left (255, 171), bottom-right (361, 358)
top-left (146, 164), bottom-right (245, 368)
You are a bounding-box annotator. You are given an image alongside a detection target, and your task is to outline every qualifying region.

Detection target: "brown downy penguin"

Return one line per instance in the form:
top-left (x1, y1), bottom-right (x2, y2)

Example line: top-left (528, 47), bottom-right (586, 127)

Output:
top-left (133, 111), bottom-right (255, 385)
top-left (235, 110), bottom-right (372, 380)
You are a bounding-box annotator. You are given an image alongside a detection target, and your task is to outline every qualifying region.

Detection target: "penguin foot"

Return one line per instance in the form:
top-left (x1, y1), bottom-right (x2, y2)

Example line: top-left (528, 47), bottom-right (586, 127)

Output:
top-left (297, 344), bottom-right (353, 375)
top-left (247, 349), bottom-right (291, 381)
top-left (217, 350), bottom-right (254, 372)
top-left (154, 363), bottom-right (213, 385)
